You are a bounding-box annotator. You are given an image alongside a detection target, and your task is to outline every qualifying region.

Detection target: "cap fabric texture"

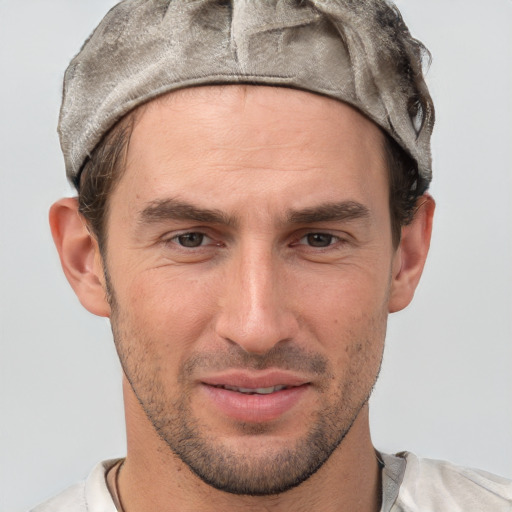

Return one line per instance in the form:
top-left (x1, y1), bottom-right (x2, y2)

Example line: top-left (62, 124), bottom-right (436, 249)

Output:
top-left (59, 0), bottom-right (434, 185)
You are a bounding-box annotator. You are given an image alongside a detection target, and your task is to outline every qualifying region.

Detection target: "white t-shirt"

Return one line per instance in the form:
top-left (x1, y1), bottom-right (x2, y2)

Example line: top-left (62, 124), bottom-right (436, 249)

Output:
top-left (30, 452), bottom-right (512, 512)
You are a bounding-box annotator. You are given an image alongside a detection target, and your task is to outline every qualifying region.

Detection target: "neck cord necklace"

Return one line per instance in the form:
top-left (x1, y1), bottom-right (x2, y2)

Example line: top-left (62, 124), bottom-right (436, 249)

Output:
top-left (114, 460), bottom-right (126, 512)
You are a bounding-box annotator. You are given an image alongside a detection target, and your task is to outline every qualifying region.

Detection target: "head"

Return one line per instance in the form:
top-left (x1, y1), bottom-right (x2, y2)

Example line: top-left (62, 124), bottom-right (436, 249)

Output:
top-left (51, 0), bottom-right (435, 498)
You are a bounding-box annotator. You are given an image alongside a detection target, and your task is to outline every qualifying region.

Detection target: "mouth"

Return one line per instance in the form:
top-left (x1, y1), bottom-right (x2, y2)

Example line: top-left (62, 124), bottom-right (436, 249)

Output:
top-left (201, 370), bottom-right (310, 390)
top-left (211, 384), bottom-right (293, 395)
top-left (199, 373), bottom-right (311, 423)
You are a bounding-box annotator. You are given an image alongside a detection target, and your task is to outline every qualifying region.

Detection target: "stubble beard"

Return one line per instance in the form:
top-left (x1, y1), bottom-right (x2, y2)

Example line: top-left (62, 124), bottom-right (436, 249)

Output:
top-left (105, 273), bottom-right (385, 496)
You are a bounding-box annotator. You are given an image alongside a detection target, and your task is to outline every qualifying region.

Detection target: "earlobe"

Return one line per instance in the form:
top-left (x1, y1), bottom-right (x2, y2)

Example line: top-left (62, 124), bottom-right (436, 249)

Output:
top-left (49, 197), bottom-right (111, 317)
top-left (388, 194), bottom-right (435, 313)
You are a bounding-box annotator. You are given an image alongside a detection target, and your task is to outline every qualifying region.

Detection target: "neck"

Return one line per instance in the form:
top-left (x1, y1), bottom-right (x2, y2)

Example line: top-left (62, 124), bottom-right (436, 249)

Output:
top-left (117, 378), bottom-right (381, 512)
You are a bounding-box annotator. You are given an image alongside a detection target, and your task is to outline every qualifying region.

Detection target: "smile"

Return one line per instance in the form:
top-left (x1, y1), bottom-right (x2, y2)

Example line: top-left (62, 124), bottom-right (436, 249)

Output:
top-left (201, 380), bottom-right (310, 423)
top-left (213, 384), bottom-right (290, 395)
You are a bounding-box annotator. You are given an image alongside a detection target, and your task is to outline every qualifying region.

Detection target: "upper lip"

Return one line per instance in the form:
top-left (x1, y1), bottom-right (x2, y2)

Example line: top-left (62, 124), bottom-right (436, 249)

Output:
top-left (200, 370), bottom-right (310, 389)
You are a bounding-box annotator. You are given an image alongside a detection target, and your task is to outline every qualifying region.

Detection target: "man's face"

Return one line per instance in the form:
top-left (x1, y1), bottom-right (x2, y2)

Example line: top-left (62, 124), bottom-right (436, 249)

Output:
top-left (104, 85), bottom-right (397, 495)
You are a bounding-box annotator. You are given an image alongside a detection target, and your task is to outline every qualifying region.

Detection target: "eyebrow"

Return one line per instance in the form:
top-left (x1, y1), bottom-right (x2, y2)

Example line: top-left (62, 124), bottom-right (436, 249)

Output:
top-left (138, 198), bottom-right (370, 227)
top-left (139, 198), bottom-right (235, 226)
top-left (287, 201), bottom-right (370, 224)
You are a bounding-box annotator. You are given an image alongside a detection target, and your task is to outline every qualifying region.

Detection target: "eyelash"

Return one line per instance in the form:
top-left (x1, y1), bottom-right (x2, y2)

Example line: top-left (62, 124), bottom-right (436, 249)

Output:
top-left (295, 233), bottom-right (341, 249)
top-left (164, 231), bottom-right (346, 251)
top-left (166, 232), bottom-right (218, 249)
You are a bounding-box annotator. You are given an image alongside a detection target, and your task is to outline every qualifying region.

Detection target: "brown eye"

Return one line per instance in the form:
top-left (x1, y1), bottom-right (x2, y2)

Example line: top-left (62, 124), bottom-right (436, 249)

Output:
top-left (305, 233), bottom-right (335, 247)
top-left (176, 233), bottom-right (205, 247)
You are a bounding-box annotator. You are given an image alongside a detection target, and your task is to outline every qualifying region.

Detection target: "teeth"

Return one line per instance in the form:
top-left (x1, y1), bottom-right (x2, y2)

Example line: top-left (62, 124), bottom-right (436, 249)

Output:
top-left (221, 385), bottom-right (288, 395)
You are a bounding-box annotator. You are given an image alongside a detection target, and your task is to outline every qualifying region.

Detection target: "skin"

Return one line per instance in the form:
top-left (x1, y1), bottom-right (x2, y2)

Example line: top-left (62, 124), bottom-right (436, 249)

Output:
top-left (50, 85), bottom-right (434, 511)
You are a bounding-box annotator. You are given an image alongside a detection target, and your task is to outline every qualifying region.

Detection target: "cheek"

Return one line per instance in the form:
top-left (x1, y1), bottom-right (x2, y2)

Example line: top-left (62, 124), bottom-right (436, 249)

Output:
top-left (295, 266), bottom-right (390, 356)
top-left (114, 269), bottom-right (219, 358)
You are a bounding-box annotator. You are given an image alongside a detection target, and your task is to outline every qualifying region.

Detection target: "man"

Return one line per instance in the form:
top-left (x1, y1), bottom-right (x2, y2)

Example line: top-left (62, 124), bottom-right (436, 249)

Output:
top-left (33, 0), bottom-right (511, 511)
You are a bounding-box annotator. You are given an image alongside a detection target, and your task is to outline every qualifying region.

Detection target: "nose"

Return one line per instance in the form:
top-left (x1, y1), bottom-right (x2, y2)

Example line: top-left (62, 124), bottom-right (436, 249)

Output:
top-left (214, 242), bottom-right (299, 355)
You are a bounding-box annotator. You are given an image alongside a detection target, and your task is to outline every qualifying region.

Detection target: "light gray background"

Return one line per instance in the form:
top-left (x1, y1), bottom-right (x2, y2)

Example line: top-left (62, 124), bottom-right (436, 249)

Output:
top-left (1, 1), bottom-right (511, 511)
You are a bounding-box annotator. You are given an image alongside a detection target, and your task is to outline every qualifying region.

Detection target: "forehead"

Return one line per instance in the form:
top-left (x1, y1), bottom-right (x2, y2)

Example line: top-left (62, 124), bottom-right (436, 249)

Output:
top-left (115, 85), bottom-right (388, 217)
top-left (139, 85), bottom-right (384, 153)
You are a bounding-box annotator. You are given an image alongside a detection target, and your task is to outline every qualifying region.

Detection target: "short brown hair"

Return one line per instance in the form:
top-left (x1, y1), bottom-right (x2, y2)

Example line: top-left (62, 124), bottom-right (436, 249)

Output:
top-left (75, 114), bottom-right (136, 253)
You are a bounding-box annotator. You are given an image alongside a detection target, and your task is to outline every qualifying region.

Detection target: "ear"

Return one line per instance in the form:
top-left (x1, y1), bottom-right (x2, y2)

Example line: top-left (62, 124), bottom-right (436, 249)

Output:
top-left (388, 194), bottom-right (435, 313)
top-left (49, 197), bottom-right (111, 317)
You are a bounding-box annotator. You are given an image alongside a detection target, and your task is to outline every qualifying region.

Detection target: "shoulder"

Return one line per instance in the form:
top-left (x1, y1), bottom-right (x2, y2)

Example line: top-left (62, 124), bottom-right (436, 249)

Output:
top-left (29, 460), bottom-right (120, 512)
top-left (29, 482), bottom-right (87, 512)
top-left (394, 451), bottom-right (512, 512)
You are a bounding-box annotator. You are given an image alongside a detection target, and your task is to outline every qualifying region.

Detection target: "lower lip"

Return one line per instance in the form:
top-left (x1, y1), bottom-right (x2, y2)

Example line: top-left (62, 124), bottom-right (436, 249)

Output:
top-left (200, 384), bottom-right (309, 423)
